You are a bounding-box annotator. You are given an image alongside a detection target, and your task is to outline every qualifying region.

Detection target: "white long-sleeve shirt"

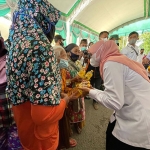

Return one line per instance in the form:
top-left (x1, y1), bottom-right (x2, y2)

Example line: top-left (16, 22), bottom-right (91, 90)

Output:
top-left (121, 44), bottom-right (140, 61)
top-left (89, 61), bottom-right (150, 149)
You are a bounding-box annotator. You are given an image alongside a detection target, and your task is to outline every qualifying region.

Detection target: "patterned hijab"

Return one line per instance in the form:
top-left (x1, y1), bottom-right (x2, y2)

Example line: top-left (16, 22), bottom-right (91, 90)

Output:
top-left (6, 0), bottom-right (62, 106)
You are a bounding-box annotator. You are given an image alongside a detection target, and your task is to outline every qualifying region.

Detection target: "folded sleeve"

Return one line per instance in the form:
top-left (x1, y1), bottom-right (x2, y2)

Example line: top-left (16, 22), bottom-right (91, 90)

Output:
top-left (89, 61), bottom-right (125, 110)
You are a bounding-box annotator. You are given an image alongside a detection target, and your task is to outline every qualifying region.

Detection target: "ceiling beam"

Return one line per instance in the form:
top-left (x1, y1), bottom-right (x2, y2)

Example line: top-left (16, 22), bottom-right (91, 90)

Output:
top-left (61, 0), bottom-right (81, 17)
top-left (67, 0), bottom-right (93, 24)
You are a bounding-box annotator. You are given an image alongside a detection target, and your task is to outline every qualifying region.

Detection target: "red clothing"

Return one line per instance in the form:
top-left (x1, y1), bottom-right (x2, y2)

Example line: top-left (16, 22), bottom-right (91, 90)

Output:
top-left (13, 100), bottom-right (66, 150)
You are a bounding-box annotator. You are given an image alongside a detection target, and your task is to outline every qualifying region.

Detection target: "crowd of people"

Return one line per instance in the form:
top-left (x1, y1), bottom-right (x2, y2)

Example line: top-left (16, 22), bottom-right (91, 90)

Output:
top-left (0, 0), bottom-right (150, 150)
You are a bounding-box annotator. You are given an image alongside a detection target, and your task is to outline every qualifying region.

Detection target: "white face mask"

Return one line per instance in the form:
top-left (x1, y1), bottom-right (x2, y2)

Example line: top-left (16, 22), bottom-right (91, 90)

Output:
top-left (129, 38), bottom-right (137, 45)
top-left (90, 53), bottom-right (100, 67)
top-left (101, 38), bottom-right (108, 42)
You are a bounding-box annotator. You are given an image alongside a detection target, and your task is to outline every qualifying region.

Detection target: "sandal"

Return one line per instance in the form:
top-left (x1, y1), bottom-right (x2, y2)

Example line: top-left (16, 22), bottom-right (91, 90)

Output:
top-left (69, 138), bottom-right (77, 147)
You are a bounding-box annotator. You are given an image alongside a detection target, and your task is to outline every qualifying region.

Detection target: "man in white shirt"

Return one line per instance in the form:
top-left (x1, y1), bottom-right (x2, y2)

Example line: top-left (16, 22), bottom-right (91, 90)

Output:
top-left (99, 31), bottom-right (109, 41)
top-left (78, 39), bottom-right (88, 66)
top-left (121, 31), bottom-right (140, 61)
top-left (137, 48), bottom-right (145, 63)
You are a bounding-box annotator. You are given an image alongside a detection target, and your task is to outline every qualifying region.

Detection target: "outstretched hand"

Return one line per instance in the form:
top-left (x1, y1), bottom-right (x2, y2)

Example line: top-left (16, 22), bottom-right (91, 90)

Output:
top-left (71, 76), bottom-right (83, 83)
top-left (61, 91), bottom-right (79, 103)
top-left (61, 93), bottom-right (70, 104)
top-left (78, 87), bottom-right (91, 95)
top-left (78, 80), bottom-right (93, 96)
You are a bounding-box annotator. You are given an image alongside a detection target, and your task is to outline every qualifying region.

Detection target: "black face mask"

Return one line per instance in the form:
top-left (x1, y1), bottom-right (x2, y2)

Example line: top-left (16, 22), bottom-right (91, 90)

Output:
top-left (46, 25), bottom-right (55, 43)
top-left (60, 42), bottom-right (64, 47)
top-left (70, 51), bottom-right (79, 62)
top-left (143, 64), bottom-right (149, 69)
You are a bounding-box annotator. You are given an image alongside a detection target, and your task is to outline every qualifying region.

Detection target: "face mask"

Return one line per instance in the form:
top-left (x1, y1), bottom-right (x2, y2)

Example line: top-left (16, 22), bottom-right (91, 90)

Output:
top-left (115, 40), bottom-right (119, 46)
top-left (70, 51), bottom-right (79, 62)
top-left (101, 38), bottom-right (108, 42)
top-left (129, 38), bottom-right (137, 45)
top-left (90, 53), bottom-right (100, 67)
top-left (59, 59), bottom-right (68, 69)
top-left (81, 47), bottom-right (87, 51)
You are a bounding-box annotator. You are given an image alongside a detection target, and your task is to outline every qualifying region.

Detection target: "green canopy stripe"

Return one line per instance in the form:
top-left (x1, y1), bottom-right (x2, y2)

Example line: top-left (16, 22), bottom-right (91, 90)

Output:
top-left (61, 0), bottom-right (81, 17)
top-left (144, 0), bottom-right (150, 18)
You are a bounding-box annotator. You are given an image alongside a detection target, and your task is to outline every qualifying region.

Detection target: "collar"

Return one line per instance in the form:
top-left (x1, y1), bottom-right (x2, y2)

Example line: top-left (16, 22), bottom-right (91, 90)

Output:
top-left (127, 43), bottom-right (137, 48)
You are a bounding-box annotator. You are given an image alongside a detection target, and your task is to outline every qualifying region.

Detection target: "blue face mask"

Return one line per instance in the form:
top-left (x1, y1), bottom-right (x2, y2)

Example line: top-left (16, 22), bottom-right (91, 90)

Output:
top-left (59, 59), bottom-right (69, 69)
top-left (81, 47), bottom-right (87, 51)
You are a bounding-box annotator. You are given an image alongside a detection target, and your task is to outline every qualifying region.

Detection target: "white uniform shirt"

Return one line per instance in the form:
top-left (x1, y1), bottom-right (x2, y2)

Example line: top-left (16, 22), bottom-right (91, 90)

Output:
top-left (121, 44), bottom-right (140, 61)
top-left (89, 61), bottom-right (150, 149)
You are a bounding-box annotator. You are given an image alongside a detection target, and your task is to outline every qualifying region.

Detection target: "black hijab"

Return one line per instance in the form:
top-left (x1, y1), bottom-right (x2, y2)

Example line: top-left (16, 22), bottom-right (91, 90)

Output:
top-left (65, 43), bottom-right (78, 52)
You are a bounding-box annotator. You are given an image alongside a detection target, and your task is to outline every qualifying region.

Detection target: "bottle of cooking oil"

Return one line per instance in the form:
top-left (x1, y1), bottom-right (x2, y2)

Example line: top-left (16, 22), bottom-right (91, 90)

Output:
top-left (77, 67), bottom-right (86, 78)
top-left (77, 81), bottom-right (91, 88)
top-left (69, 87), bottom-right (82, 98)
top-left (84, 70), bottom-right (93, 81)
top-left (148, 66), bottom-right (150, 72)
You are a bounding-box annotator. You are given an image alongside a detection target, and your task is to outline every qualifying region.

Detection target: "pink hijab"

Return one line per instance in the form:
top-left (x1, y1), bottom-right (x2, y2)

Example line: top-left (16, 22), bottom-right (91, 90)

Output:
top-left (88, 40), bottom-right (150, 82)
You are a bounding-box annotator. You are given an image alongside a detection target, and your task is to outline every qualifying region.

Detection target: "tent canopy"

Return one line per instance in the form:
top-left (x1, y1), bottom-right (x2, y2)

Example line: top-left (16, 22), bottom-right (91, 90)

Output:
top-left (49, 0), bottom-right (150, 35)
top-left (1, 0), bottom-right (150, 39)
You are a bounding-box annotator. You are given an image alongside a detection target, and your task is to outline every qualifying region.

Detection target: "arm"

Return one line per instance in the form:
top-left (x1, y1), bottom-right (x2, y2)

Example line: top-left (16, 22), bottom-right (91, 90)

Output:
top-left (121, 47), bottom-right (128, 56)
top-left (89, 62), bottom-right (125, 110)
top-left (60, 69), bottom-right (67, 92)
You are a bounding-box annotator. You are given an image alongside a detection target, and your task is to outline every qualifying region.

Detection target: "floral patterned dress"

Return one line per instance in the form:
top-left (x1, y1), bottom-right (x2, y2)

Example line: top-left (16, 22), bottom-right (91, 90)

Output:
top-left (6, 0), bottom-right (61, 106)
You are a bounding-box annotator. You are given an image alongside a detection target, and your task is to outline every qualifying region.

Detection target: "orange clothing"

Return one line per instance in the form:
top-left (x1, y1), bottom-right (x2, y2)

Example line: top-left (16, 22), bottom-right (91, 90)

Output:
top-left (13, 100), bottom-right (66, 150)
top-left (60, 68), bottom-right (71, 93)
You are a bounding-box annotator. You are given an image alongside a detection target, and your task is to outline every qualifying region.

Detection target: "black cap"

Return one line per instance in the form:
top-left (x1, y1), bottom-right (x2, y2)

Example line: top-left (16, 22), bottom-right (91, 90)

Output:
top-left (54, 35), bottom-right (65, 41)
top-left (109, 34), bottom-right (120, 40)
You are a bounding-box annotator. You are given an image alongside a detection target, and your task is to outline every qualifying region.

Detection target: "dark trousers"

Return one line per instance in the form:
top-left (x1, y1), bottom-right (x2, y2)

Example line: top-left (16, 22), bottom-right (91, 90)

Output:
top-left (106, 121), bottom-right (148, 150)
top-left (90, 78), bottom-right (103, 103)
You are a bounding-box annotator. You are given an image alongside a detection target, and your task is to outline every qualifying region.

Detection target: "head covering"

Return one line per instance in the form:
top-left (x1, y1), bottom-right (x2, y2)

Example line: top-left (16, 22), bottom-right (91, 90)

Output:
top-left (88, 40), bottom-right (150, 82)
top-left (54, 35), bottom-right (65, 41)
top-left (6, 0), bottom-right (61, 106)
top-left (65, 43), bottom-right (78, 52)
top-left (109, 34), bottom-right (120, 40)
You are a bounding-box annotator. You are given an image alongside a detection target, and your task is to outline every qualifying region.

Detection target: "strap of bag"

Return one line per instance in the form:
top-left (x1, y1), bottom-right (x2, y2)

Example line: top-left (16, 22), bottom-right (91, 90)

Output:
top-left (128, 45), bottom-right (138, 56)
